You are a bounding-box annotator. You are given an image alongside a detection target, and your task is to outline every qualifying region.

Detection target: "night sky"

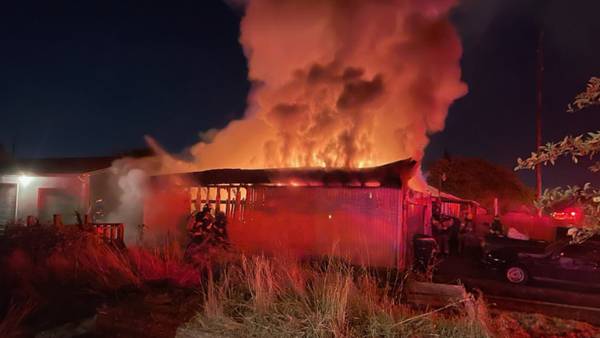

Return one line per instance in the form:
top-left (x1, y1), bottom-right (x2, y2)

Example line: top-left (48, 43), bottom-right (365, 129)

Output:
top-left (0, 0), bottom-right (599, 189)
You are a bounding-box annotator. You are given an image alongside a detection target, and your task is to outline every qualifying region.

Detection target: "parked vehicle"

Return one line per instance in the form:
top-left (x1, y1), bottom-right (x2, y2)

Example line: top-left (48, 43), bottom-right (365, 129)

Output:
top-left (482, 234), bottom-right (548, 256)
top-left (482, 239), bottom-right (600, 287)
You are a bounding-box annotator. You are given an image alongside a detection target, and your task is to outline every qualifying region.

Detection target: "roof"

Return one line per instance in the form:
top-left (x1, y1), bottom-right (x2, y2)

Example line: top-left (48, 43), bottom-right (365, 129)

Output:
top-left (427, 185), bottom-right (480, 206)
top-left (0, 149), bottom-right (153, 176)
top-left (0, 157), bottom-right (117, 175)
top-left (153, 159), bottom-right (418, 188)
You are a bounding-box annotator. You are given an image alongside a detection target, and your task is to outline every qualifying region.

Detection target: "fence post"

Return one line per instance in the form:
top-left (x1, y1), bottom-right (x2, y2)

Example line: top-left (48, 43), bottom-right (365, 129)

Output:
top-left (108, 225), bottom-right (114, 242)
top-left (235, 188), bottom-right (241, 220)
top-left (216, 187), bottom-right (221, 214)
top-left (103, 225), bottom-right (110, 241)
top-left (226, 186), bottom-right (231, 217)
top-left (118, 224), bottom-right (125, 244)
top-left (53, 214), bottom-right (63, 229)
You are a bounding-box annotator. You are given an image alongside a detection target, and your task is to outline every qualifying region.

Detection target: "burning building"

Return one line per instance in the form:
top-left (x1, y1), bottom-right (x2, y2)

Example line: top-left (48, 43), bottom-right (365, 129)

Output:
top-left (145, 159), bottom-right (432, 269)
top-left (98, 0), bottom-right (469, 262)
top-left (1, 0), bottom-right (472, 270)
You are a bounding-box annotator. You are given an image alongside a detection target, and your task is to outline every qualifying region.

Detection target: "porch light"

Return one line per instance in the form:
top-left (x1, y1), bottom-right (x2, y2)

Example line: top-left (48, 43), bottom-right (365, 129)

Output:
top-left (18, 175), bottom-right (33, 187)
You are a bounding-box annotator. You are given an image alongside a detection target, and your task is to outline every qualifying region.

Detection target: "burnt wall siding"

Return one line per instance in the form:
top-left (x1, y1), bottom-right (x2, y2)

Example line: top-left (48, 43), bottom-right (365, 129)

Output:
top-left (229, 186), bottom-right (403, 268)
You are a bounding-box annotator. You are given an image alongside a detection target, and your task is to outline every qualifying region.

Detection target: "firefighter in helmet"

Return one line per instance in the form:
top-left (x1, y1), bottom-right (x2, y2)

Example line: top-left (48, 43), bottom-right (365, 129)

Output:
top-left (187, 204), bottom-right (215, 243)
top-left (212, 210), bottom-right (229, 248)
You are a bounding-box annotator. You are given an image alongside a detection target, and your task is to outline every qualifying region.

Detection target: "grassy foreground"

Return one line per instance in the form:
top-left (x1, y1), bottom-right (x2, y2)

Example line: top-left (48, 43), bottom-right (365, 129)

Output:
top-left (1, 230), bottom-right (598, 337)
top-left (178, 256), bottom-right (493, 338)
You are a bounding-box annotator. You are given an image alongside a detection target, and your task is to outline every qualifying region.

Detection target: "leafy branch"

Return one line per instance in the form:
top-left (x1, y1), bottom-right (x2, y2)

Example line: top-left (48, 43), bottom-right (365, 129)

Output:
top-left (535, 184), bottom-right (600, 242)
top-left (515, 77), bottom-right (600, 240)
top-left (516, 77), bottom-right (600, 172)
top-left (515, 131), bottom-right (600, 172)
top-left (567, 77), bottom-right (600, 113)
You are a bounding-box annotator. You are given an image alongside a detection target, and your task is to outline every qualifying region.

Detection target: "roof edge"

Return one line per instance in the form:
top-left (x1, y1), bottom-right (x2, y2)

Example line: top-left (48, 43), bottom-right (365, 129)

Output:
top-left (152, 158), bottom-right (418, 188)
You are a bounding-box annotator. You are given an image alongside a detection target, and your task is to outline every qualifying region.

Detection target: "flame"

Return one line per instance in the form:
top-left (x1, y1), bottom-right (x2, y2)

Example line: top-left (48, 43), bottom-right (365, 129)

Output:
top-left (172, 0), bottom-right (466, 173)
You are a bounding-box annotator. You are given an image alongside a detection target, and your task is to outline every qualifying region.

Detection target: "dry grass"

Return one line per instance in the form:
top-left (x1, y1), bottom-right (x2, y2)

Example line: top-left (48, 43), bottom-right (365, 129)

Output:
top-left (128, 240), bottom-right (201, 288)
top-left (2, 229), bottom-right (201, 294)
top-left (0, 299), bottom-right (36, 338)
top-left (489, 311), bottom-right (600, 338)
top-left (178, 256), bottom-right (493, 338)
top-left (3, 229), bottom-right (599, 338)
top-left (48, 232), bottom-right (142, 292)
top-left (0, 229), bottom-right (201, 336)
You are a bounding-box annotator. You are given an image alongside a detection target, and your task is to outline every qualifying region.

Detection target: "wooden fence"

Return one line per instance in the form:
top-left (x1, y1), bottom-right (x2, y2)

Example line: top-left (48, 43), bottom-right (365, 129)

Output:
top-left (1, 213), bottom-right (126, 246)
top-left (91, 223), bottom-right (125, 245)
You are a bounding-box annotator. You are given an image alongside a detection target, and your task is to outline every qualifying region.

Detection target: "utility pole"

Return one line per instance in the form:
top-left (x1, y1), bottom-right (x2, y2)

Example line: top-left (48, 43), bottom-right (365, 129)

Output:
top-left (535, 29), bottom-right (544, 200)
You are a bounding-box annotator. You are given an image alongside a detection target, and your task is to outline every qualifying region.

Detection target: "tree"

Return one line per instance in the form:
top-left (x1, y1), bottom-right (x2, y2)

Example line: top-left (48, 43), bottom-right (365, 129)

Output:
top-left (427, 157), bottom-right (535, 213)
top-left (567, 77), bottom-right (600, 113)
top-left (516, 77), bottom-right (600, 242)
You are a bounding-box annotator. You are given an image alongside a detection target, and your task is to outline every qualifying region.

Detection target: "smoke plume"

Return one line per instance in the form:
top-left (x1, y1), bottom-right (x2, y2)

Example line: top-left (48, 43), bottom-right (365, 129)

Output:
top-left (182, 0), bottom-right (467, 171)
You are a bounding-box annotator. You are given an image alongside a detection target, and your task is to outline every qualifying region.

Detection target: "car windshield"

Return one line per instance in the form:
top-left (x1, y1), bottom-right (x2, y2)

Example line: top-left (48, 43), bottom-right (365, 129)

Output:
top-left (544, 241), bottom-right (567, 255)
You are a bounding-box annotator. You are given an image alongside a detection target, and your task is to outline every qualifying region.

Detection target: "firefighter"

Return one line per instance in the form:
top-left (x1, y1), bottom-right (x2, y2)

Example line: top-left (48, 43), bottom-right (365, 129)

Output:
top-left (458, 213), bottom-right (475, 255)
top-left (137, 223), bottom-right (147, 245)
top-left (184, 204), bottom-right (215, 262)
top-left (200, 205), bottom-right (215, 232)
top-left (433, 216), bottom-right (450, 256)
top-left (490, 215), bottom-right (503, 236)
top-left (212, 211), bottom-right (229, 248)
top-left (449, 216), bottom-right (461, 255)
top-left (187, 204), bottom-right (214, 243)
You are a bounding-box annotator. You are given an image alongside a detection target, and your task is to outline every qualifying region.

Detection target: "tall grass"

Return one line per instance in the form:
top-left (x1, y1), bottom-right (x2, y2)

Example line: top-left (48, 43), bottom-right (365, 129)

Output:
top-left (0, 229), bottom-right (201, 336)
top-left (2, 229), bottom-right (202, 296)
top-left (128, 239), bottom-right (201, 288)
top-left (3, 229), bottom-right (595, 337)
top-left (178, 256), bottom-right (493, 338)
top-left (0, 299), bottom-right (36, 338)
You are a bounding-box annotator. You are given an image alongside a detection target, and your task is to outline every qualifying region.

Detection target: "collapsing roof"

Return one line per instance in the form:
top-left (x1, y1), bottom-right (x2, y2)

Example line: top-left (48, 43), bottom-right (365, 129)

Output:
top-left (153, 159), bottom-right (418, 188)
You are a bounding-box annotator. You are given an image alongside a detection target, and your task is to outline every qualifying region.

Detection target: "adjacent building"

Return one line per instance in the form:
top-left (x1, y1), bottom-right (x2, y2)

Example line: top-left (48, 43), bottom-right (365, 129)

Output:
top-left (0, 157), bottom-right (115, 225)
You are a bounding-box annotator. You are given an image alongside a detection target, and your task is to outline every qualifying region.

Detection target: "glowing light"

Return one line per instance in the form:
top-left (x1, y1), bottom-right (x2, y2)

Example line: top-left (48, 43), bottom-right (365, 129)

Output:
top-left (328, 214), bottom-right (332, 219)
top-left (18, 175), bottom-right (33, 187)
top-left (551, 210), bottom-right (579, 221)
